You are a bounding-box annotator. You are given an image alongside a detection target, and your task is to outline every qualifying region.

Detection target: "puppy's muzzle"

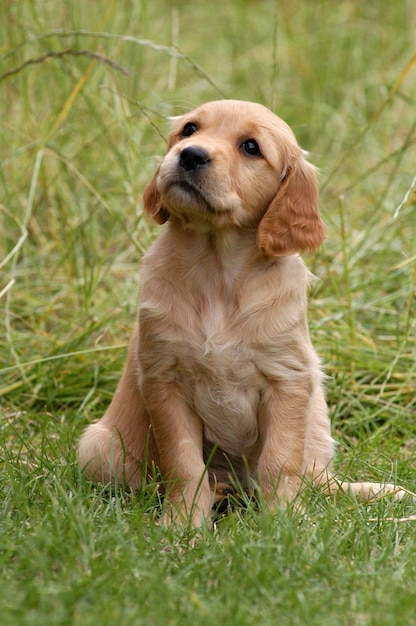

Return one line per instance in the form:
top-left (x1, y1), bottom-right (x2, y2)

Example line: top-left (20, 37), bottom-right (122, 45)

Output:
top-left (179, 146), bottom-right (211, 171)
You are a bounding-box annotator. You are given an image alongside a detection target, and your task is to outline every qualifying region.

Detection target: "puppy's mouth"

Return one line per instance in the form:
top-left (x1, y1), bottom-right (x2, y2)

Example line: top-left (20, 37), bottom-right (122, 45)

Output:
top-left (164, 176), bottom-right (217, 214)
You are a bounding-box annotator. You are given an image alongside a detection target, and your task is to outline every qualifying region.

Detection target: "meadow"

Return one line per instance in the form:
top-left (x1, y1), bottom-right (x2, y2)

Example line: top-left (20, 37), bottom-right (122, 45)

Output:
top-left (1, 1), bottom-right (416, 624)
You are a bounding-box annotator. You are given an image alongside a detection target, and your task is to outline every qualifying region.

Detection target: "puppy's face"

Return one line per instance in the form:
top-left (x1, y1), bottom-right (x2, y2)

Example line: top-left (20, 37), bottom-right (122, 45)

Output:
top-left (156, 100), bottom-right (291, 228)
top-left (144, 100), bottom-right (324, 256)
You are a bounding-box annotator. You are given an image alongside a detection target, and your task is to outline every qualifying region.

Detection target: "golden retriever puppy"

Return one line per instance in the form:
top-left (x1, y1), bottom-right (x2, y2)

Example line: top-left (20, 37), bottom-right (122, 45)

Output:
top-left (78, 99), bottom-right (406, 525)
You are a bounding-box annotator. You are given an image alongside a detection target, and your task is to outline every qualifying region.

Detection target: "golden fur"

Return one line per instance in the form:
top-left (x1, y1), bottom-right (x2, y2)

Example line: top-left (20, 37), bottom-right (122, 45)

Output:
top-left (78, 100), bottom-right (406, 525)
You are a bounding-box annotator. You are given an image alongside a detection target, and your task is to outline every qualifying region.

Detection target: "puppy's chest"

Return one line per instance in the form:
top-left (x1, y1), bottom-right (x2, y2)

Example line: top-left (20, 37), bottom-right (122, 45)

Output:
top-left (141, 285), bottom-right (279, 455)
top-left (178, 304), bottom-right (265, 456)
top-left (196, 298), bottom-right (256, 362)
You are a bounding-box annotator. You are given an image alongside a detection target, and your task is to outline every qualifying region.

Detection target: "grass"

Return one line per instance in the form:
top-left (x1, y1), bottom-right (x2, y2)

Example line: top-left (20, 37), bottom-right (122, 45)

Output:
top-left (1, 1), bottom-right (416, 624)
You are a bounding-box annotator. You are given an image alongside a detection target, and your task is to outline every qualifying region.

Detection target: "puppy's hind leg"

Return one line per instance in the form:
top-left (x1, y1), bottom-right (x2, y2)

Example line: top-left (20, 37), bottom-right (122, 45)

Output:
top-left (303, 389), bottom-right (413, 503)
top-left (78, 333), bottom-right (157, 488)
top-left (334, 481), bottom-right (413, 502)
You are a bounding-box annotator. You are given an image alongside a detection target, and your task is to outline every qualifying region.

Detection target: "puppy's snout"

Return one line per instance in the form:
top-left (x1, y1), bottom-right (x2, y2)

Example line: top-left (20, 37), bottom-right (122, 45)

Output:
top-left (179, 146), bottom-right (211, 172)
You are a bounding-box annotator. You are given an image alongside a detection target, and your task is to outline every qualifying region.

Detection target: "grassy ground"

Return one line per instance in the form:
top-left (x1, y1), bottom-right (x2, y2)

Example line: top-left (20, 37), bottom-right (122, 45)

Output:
top-left (1, 1), bottom-right (416, 624)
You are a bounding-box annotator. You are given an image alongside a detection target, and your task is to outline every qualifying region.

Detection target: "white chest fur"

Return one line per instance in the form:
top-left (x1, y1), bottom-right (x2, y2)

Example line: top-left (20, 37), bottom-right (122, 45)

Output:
top-left (187, 329), bottom-right (264, 456)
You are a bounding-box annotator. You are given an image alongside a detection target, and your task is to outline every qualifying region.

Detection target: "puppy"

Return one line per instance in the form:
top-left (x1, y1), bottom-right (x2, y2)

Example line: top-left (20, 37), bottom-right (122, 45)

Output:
top-left (79, 99), bottom-right (406, 525)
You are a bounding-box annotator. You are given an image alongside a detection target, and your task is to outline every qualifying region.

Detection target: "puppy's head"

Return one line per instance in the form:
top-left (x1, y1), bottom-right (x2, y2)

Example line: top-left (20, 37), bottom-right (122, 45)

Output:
top-left (143, 100), bottom-right (324, 256)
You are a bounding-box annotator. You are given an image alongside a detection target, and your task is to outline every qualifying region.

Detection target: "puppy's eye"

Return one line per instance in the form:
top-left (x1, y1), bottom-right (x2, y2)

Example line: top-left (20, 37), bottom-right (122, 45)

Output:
top-left (240, 139), bottom-right (262, 157)
top-left (181, 122), bottom-right (198, 137)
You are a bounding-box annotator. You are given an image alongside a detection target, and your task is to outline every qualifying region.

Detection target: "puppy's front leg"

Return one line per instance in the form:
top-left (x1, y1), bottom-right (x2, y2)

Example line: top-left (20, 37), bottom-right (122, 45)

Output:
top-left (142, 381), bottom-right (212, 527)
top-left (257, 381), bottom-right (310, 506)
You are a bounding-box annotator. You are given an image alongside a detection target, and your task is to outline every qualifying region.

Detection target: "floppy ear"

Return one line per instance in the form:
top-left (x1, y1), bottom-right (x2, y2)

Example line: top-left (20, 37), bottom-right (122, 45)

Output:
top-left (142, 166), bottom-right (169, 225)
top-left (256, 155), bottom-right (325, 257)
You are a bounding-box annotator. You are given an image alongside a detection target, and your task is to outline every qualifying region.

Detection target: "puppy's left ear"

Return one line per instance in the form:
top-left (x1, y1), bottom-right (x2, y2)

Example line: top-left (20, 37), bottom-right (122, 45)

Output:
top-left (142, 166), bottom-right (169, 225)
top-left (257, 154), bottom-right (325, 256)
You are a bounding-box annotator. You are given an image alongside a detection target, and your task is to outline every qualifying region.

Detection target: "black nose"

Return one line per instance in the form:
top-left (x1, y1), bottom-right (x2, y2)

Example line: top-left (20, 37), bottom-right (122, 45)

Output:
top-left (179, 146), bottom-right (211, 171)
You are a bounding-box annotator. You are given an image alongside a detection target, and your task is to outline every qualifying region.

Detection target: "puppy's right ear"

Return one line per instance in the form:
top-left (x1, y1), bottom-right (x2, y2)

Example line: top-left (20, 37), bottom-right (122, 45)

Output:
top-left (142, 166), bottom-right (170, 224)
top-left (143, 120), bottom-right (182, 224)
